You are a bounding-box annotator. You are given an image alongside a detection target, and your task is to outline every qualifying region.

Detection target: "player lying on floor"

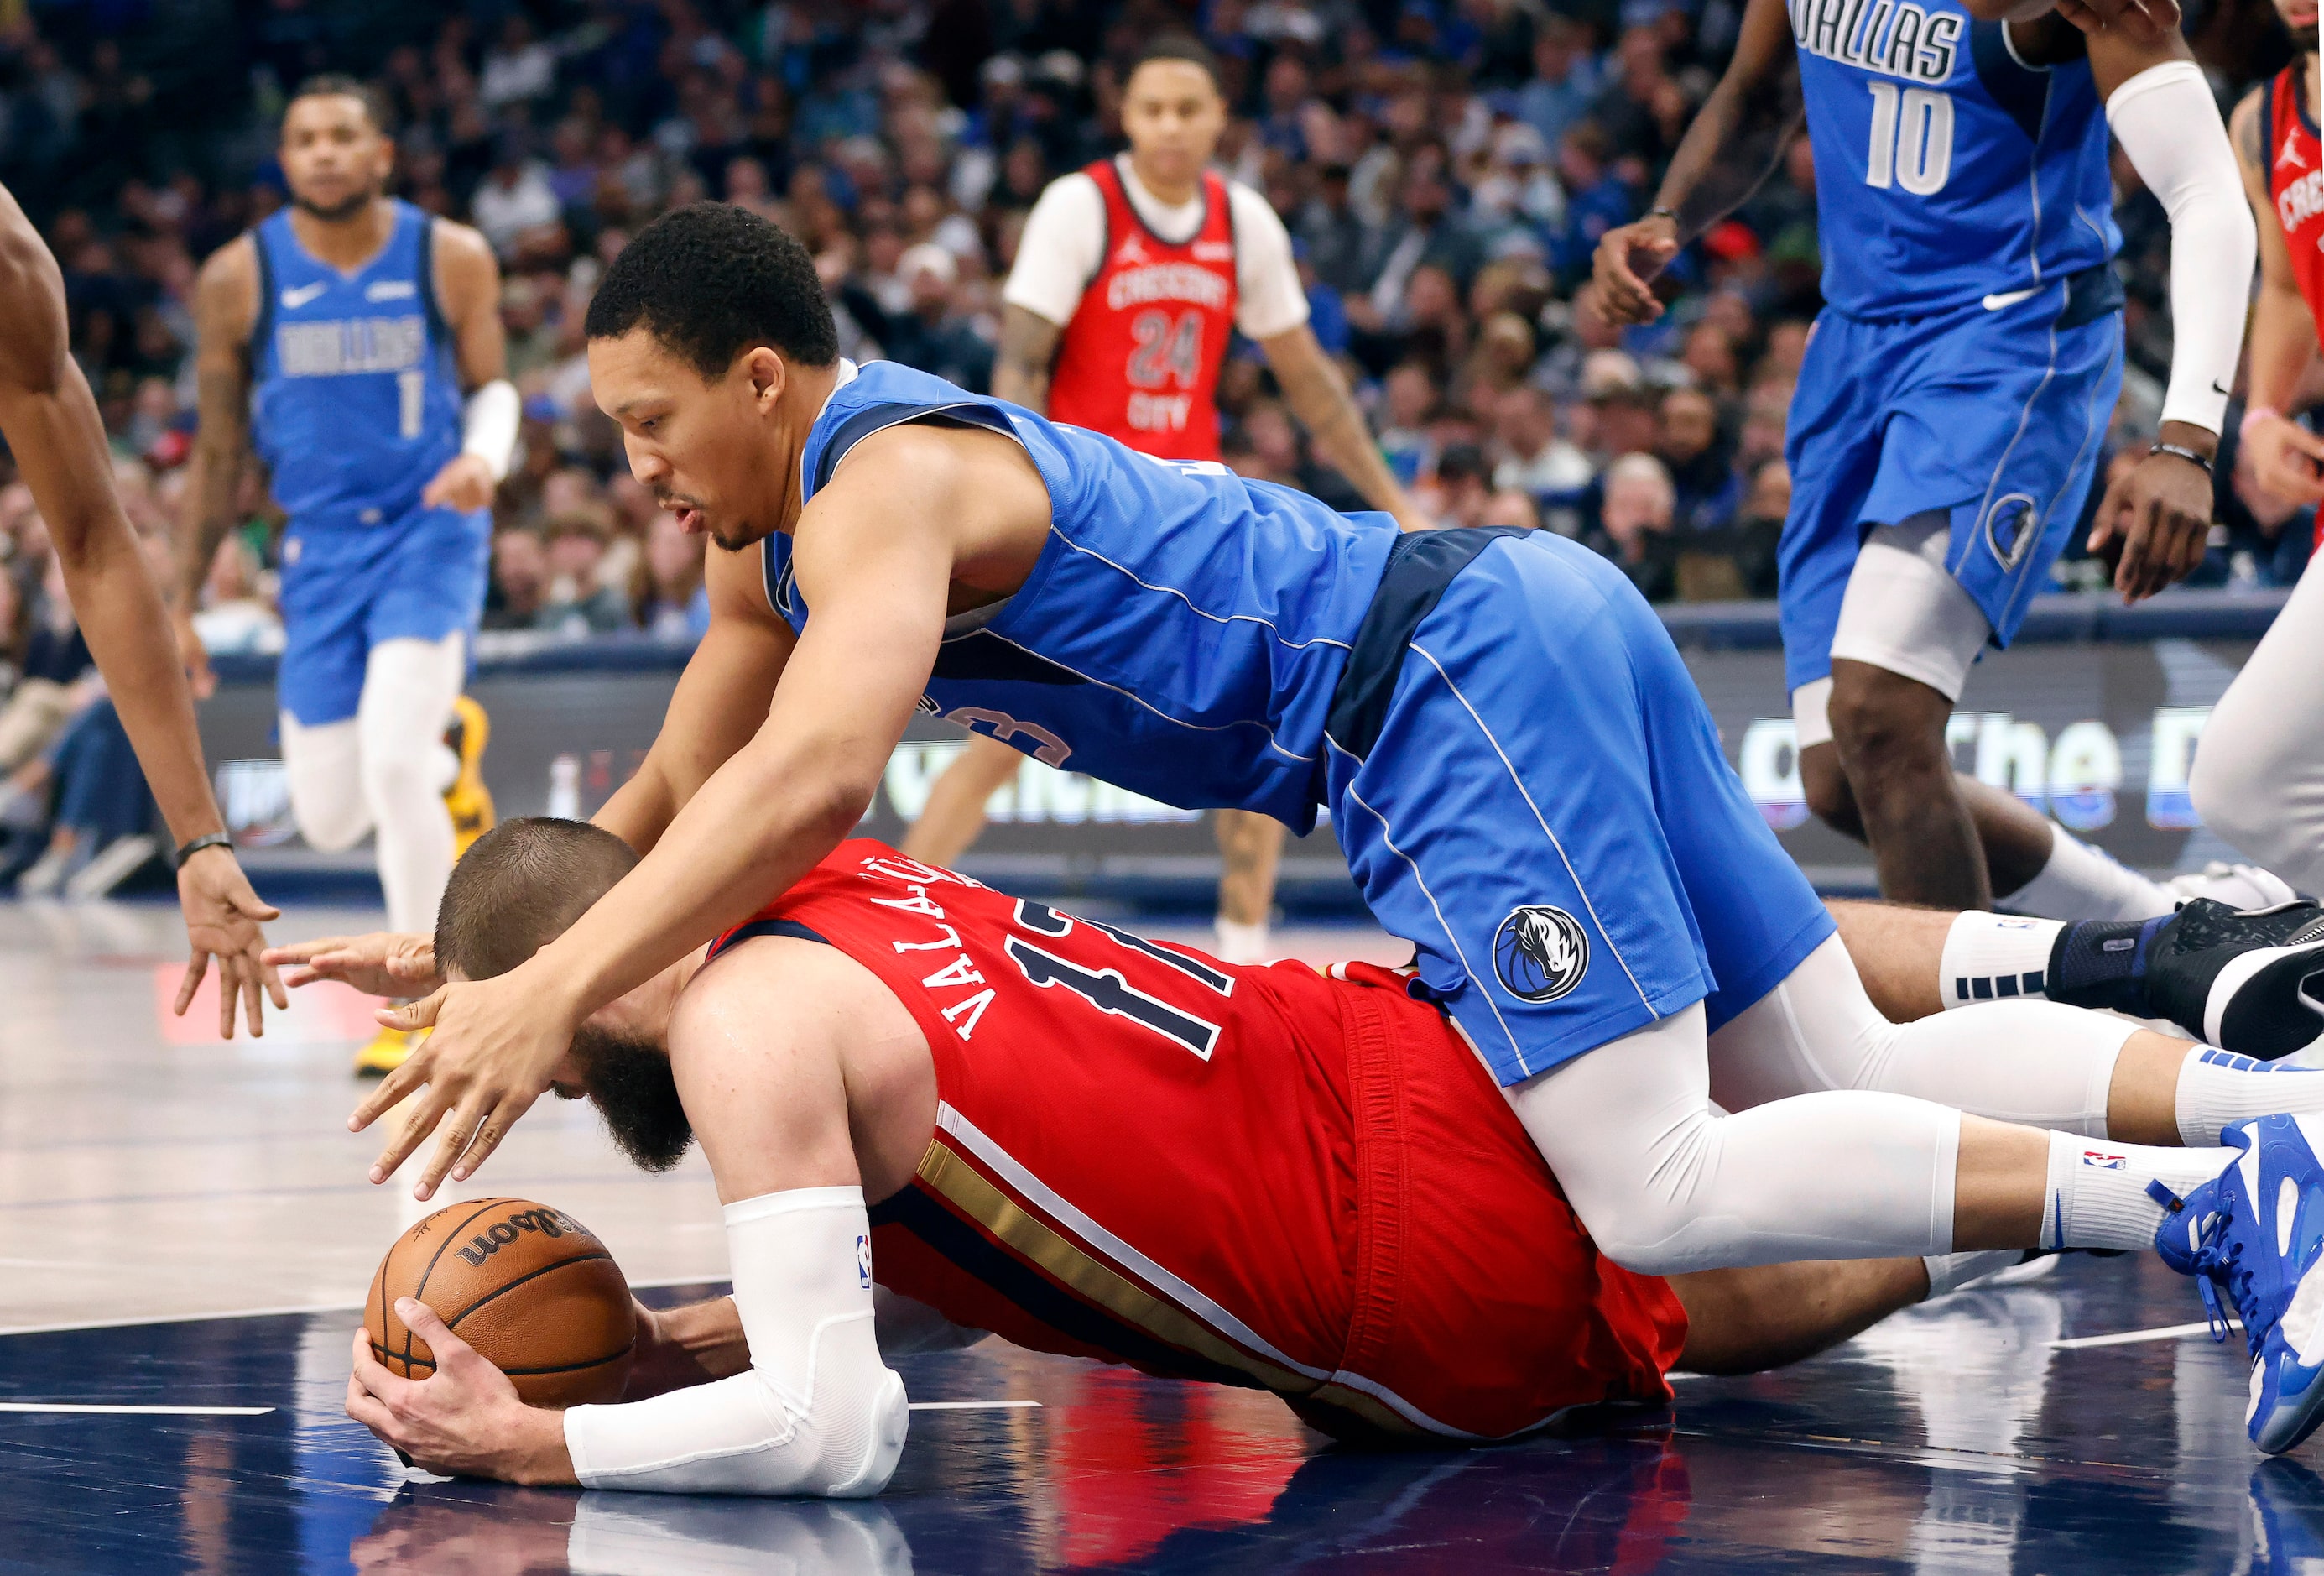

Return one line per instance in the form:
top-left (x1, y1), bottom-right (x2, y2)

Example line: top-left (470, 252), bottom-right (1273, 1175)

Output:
top-left (334, 822), bottom-right (2324, 1489)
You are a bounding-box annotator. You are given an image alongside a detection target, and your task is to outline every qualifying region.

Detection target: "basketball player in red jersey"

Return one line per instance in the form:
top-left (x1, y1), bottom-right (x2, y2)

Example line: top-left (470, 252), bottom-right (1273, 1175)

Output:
top-left (2184, 25), bottom-right (2324, 897)
top-left (336, 820), bottom-right (2312, 1490)
top-left (903, 37), bottom-right (1429, 967)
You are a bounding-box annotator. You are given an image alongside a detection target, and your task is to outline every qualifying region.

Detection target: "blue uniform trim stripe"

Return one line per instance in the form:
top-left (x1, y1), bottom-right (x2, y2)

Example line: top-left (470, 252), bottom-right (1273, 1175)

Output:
top-left (248, 228), bottom-right (276, 361)
top-left (1325, 526), bottom-right (1527, 763)
top-left (706, 916), bottom-right (829, 960)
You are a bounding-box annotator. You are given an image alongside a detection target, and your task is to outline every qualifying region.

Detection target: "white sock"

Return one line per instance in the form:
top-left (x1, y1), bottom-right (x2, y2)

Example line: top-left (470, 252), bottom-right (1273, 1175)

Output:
top-left (1937, 911), bottom-right (2065, 1010)
top-left (1212, 917), bottom-right (1270, 965)
top-left (2001, 826), bottom-right (2176, 921)
top-left (1922, 1249), bottom-right (2023, 1299)
top-left (2175, 1045), bottom-right (2324, 1147)
top-left (2038, 1130), bottom-right (2228, 1250)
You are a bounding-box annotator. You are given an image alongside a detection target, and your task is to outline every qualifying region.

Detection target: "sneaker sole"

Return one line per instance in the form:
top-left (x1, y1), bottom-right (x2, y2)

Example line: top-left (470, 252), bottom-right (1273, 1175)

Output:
top-left (2208, 942), bottom-right (2324, 1058)
top-left (2256, 1366), bottom-right (2324, 1454)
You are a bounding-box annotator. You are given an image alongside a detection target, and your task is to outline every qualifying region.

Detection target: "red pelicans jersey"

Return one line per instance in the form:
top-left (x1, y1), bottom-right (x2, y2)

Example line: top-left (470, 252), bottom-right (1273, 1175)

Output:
top-left (1045, 162), bottom-right (1238, 461)
top-left (711, 840), bottom-right (1685, 1443)
top-left (2266, 68), bottom-right (2324, 347)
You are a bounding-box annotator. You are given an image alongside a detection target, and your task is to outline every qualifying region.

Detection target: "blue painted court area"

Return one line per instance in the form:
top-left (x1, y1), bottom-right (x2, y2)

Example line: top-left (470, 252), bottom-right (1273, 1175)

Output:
top-left (0, 1259), bottom-right (2311, 1573)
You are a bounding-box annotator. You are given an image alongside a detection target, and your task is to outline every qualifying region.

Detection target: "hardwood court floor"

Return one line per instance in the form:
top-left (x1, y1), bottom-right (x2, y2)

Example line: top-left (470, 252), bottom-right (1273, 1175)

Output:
top-left (0, 900), bottom-right (2308, 1573)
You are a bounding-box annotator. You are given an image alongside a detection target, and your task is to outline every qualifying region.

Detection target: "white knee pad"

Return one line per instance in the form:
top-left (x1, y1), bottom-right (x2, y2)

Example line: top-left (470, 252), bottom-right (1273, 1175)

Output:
top-left (279, 713), bottom-right (372, 852)
top-left (1788, 516), bottom-right (1988, 752)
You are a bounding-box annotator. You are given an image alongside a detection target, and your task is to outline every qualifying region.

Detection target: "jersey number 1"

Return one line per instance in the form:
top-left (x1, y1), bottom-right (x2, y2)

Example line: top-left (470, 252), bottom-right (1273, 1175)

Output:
top-left (397, 370), bottom-right (425, 440)
top-left (1863, 84), bottom-right (1953, 196)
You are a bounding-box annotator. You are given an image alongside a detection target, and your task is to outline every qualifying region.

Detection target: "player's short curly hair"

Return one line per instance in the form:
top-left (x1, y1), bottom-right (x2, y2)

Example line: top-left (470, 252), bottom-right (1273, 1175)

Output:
top-left (584, 201), bottom-right (839, 378)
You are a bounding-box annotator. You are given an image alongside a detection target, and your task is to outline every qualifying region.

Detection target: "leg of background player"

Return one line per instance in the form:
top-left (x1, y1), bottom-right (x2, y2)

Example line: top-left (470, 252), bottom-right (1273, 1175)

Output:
top-left (1801, 742), bottom-right (2056, 901)
top-left (899, 734), bottom-right (1020, 869)
top-left (355, 634), bottom-right (464, 937)
top-left (281, 712), bottom-right (373, 854)
top-left (1670, 1257), bottom-right (1940, 1375)
top-left (1823, 658), bottom-right (2005, 911)
top-left (1212, 809), bottom-right (1284, 963)
top-left (2191, 552), bottom-right (2324, 895)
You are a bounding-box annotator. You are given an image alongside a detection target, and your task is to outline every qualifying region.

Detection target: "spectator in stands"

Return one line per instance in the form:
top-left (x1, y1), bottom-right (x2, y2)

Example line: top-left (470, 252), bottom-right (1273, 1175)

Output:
top-left (1588, 451), bottom-right (1679, 602)
top-left (1493, 384), bottom-right (1593, 498)
top-left (538, 510), bottom-right (632, 636)
top-left (634, 511), bottom-right (710, 643)
top-left (1658, 387), bottom-right (1740, 530)
top-left (0, 553), bottom-right (92, 774)
top-left (482, 528), bottom-right (549, 632)
top-left (1430, 443), bottom-right (1498, 529)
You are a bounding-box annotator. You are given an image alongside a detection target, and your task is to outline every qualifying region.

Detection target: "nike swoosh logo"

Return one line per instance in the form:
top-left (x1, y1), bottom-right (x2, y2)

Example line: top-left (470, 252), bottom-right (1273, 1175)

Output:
top-left (2216, 380), bottom-right (2233, 396)
top-left (279, 283), bottom-right (326, 308)
top-left (1983, 289), bottom-right (2039, 311)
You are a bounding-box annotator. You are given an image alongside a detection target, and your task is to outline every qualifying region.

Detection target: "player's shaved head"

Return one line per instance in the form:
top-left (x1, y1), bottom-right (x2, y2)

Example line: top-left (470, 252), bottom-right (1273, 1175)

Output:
top-left (438, 817), bottom-right (691, 1170)
top-left (435, 817), bottom-right (639, 983)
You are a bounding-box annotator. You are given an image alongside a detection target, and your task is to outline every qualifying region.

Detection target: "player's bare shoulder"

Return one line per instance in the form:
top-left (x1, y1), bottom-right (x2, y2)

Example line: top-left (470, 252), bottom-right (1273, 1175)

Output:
top-left (2232, 83), bottom-right (2269, 176)
top-left (810, 416), bottom-right (1052, 557)
top-left (192, 232), bottom-right (260, 347)
top-left (427, 216), bottom-right (501, 311)
top-left (0, 181), bottom-right (70, 386)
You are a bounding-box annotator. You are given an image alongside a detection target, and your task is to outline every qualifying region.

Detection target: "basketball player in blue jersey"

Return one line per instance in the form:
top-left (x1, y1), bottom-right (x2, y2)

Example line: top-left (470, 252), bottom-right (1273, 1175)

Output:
top-left (177, 76), bottom-right (512, 1076)
top-left (1594, 0), bottom-right (2257, 916)
top-left (345, 204), bottom-right (2324, 1454)
top-left (0, 181), bottom-right (284, 1037)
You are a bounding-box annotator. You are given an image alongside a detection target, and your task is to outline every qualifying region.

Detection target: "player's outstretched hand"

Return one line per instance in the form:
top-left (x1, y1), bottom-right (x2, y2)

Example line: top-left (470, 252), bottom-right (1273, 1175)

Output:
top-left (347, 1301), bottom-right (573, 1485)
top-left (1591, 213), bottom-right (1680, 326)
top-left (351, 965), bottom-right (576, 1198)
top-left (172, 844), bottom-right (285, 1038)
top-left (2088, 436), bottom-right (2216, 603)
top-left (265, 931), bottom-right (442, 998)
top-left (420, 452), bottom-right (498, 514)
top-left (2243, 410), bottom-right (2324, 509)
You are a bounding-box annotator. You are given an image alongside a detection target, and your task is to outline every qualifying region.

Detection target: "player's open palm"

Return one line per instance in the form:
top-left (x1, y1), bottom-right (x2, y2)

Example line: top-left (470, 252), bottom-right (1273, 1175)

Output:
top-left (352, 965), bottom-right (575, 1198)
top-left (347, 1301), bottom-right (553, 1481)
top-left (2089, 446), bottom-right (2216, 603)
top-left (1591, 215), bottom-right (1680, 326)
top-left (173, 848), bottom-right (285, 1038)
top-left (265, 930), bottom-right (442, 998)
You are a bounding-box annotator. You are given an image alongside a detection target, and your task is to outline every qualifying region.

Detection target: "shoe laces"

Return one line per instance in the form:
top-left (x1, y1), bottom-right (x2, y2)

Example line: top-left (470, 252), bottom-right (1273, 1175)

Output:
top-left (2191, 1210), bottom-right (2263, 1356)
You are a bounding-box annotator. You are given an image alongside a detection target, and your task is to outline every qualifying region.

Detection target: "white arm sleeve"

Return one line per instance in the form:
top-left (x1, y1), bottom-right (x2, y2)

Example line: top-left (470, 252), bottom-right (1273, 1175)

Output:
top-left (1227, 185), bottom-right (1311, 340)
top-left (1002, 174), bottom-right (1105, 327)
top-left (563, 1187), bottom-right (909, 1497)
top-left (460, 378), bottom-right (522, 482)
top-left (2107, 60), bottom-right (2257, 436)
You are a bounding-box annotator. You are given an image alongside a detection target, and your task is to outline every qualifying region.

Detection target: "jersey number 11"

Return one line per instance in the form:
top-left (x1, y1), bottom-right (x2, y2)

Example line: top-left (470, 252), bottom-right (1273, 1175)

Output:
top-left (1863, 83), bottom-right (1953, 196)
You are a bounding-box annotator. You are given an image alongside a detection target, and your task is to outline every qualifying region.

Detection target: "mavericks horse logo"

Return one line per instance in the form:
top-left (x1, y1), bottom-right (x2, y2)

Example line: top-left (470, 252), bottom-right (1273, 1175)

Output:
top-left (1493, 905), bottom-right (1589, 1003)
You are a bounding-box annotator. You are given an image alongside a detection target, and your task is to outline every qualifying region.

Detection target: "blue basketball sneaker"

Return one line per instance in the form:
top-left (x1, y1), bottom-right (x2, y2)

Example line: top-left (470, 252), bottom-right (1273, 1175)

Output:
top-left (2152, 1114), bottom-right (2324, 1454)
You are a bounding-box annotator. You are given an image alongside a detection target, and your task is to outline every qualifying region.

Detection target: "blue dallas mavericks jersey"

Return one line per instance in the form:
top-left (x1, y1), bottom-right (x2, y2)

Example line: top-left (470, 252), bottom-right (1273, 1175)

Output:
top-left (248, 199), bottom-right (466, 524)
top-left (1792, 0), bottom-right (2118, 315)
top-left (768, 361), bottom-right (1399, 827)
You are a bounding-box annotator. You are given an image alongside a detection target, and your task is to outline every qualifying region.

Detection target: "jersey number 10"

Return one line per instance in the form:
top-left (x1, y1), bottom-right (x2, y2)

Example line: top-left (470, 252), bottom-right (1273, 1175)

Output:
top-left (1863, 83), bottom-right (1953, 196)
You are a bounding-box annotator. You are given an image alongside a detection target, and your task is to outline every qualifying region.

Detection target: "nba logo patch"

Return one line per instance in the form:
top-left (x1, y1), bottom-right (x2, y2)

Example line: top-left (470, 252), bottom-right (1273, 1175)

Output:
top-left (857, 1234), bottom-right (873, 1288)
top-left (2081, 1150), bottom-right (2127, 1170)
top-left (1493, 905), bottom-right (1589, 1003)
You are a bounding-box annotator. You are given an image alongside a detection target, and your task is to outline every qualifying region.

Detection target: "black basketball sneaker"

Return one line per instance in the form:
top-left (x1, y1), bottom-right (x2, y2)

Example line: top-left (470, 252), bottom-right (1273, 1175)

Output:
top-left (2143, 900), bottom-right (2324, 1059)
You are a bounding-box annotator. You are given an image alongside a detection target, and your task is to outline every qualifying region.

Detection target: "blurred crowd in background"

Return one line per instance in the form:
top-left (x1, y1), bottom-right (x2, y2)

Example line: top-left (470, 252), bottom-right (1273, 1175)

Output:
top-left (0, 0), bottom-right (2306, 888)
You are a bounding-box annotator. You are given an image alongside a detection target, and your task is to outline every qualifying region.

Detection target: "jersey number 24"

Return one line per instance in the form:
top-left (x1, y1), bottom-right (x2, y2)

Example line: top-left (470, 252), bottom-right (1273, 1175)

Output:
top-left (1863, 84), bottom-right (1953, 196)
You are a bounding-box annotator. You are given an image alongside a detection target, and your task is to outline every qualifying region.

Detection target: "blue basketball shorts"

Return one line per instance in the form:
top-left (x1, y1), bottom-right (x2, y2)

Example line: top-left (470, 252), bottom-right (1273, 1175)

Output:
top-left (1321, 529), bottom-right (1837, 1088)
top-left (1777, 266), bottom-right (2125, 698)
top-left (276, 501), bottom-right (491, 728)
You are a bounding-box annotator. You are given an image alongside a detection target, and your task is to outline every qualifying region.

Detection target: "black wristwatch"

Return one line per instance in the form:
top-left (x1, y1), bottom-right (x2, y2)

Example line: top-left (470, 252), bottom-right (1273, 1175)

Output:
top-left (2149, 441), bottom-right (2215, 476)
top-left (175, 832), bottom-right (234, 867)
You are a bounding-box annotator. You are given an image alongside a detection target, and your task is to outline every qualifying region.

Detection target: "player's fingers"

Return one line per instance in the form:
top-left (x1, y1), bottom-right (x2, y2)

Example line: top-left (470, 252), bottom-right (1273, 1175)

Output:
top-left (393, 1297), bottom-right (472, 1361)
top-left (240, 960), bottom-right (267, 1038)
top-left (415, 1097), bottom-right (492, 1200)
top-left (2085, 481), bottom-right (2126, 551)
top-left (232, 891), bottom-right (282, 922)
top-left (449, 1094), bottom-right (530, 1183)
top-left (262, 958), bottom-right (288, 1010)
top-left (380, 987), bottom-right (446, 1033)
top-left (217, 957), bottom-right (241, 1039)
top-left (367, 1085), bottom-right (449, 1183)
top-left (352, 1042), bottom-right (436, 1135)
top-left (173, 952), bottom-right (207, 1017)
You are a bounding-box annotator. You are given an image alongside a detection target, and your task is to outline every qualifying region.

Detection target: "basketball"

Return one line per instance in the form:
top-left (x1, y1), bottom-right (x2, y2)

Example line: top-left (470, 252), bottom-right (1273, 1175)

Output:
top-left (362, 1197), bottom-right (635, 1408)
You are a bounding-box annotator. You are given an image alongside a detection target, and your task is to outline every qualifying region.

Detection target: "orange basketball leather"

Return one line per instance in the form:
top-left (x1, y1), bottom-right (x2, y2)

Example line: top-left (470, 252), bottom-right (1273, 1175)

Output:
top-left (363, 1197), bottom-right (636, 1407)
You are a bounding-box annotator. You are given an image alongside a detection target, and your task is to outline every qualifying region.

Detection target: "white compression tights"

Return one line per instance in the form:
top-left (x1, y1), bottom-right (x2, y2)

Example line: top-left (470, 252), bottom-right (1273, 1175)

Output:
top-left (2190, 550), bottom-right (2324, 895)
top-left (280, 635), bottom-right (465, 936)
top-left (1505, 934), bottom-right (2138, 1274)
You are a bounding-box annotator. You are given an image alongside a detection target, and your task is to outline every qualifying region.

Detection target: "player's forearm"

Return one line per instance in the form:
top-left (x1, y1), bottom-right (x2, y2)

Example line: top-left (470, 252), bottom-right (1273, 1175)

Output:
top-left (591, 765), bottom-right (677, 854)
top-left (0, 386), bottom-right (223, 843)
top-left (989, 354), bottom-right (1050, 413)
top-left (180, 437), bottom-right (242, 606)
top-left (533, 727), bottom-right (878, 1020)
top-left (1273, 343), bottom-right (1422, 523)
top-left (2247, 284), bottom-right (2318, 415)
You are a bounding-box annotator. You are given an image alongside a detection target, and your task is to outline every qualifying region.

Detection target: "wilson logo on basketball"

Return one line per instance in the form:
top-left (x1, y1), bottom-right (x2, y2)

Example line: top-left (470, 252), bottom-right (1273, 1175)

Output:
top-left (456, 1206), bottom-right (592, 1266)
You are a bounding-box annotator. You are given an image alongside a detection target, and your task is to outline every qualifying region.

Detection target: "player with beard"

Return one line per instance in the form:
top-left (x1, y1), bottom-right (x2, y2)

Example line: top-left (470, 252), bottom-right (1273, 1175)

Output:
top-left (2183, 8), bottom-right (2324, 897)
top-left (178, 75), bottom-right (508, 1076)
top-left (325, 820), bottom-right (2324, 1486)
top-left (0, 183), bottom-right (281, 1033)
